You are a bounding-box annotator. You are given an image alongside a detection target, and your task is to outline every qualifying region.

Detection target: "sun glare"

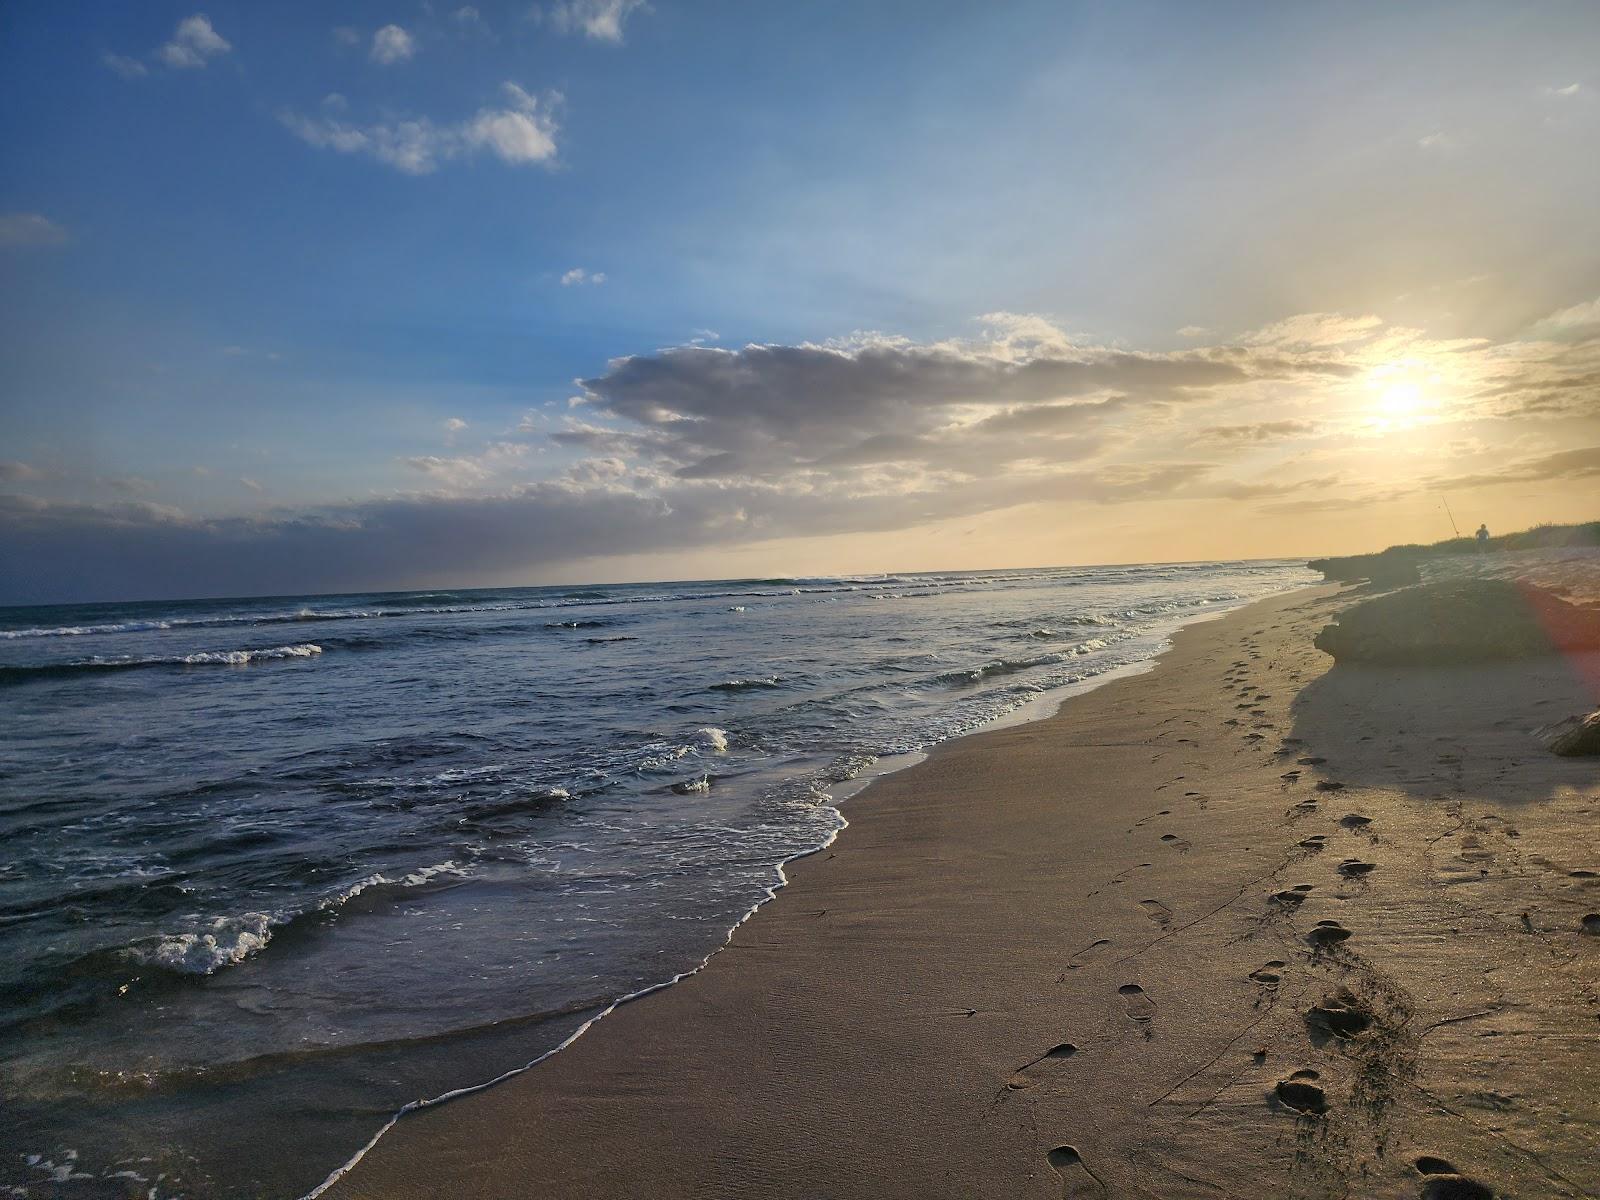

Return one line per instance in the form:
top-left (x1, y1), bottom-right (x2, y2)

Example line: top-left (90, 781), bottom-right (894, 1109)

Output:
top-left (1365, 360), bottom-right (1439, 429)
top-left (1379, 379), bottom-right (1423, 419)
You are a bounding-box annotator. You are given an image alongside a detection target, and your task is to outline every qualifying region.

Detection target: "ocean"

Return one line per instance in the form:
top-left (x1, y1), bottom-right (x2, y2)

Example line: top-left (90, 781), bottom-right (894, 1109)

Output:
top-left (0, 560), bottom-right (1313, 1197)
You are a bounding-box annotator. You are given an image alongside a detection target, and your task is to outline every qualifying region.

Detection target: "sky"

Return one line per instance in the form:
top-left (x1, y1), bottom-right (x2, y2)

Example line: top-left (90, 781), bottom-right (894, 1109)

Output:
top-left (1, 0), bottom-right (1598, 604)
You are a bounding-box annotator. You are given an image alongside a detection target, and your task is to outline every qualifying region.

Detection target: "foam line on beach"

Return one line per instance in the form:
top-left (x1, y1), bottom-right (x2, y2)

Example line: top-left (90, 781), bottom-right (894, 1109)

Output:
top-left (297, 805), bottom-right (852, 1200)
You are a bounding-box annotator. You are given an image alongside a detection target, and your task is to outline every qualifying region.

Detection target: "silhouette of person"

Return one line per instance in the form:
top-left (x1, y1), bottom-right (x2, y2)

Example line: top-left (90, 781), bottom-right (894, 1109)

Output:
top-left (1475, 523), bottom-right (1490, 549)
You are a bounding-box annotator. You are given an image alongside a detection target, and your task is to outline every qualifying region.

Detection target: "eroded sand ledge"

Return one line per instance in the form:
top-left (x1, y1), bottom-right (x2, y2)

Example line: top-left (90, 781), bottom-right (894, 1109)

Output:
top-left (327, 585), bottom-right (1600, 1199)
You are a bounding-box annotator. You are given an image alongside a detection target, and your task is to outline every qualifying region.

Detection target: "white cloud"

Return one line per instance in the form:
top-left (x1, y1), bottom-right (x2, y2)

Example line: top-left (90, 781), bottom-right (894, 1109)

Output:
top-left (1545, 82), bottom-right (1583, 97)
top-left (0, 212), bottom-right (68, 248)
top-left (1526, 295), bottom-right (1600, 337)
top-left (332, 26), bottom-right (363, 47)
top-left (239, 476), bottom-right (264, 493)
top-left (976, 311), bottom-right (1079, 356)
top-left (101, 52), bottom-right (148, 79)
top-left (402, 442), bottom-right (529, 490)
top-left (1244, 312), bottom-right (1383, 349)
top-left (1417, 131), bottom-right (1457, 152)
top-left (1177, 325), bottom-right (1211, 339)
top-left (454, 6), bottom-right (489, 32)
top-left (371, 24), bottom-right (416, 65)
top-left (443, 417), bottom-right (469, 432)
top-left (0, 461), bottom-right (42, 482)
top-left (561, 267), bottom-right (607, 286)
top-left (158, 14), bottom-right (231, 69)
top-left (465, 83), bottom-right (558, 164)
top-left (545, 0), bottom-right (648, 43)
top-left (282, 82), bottom-right (558, 174)
top-left (403, 455), bottom-right (490, 486)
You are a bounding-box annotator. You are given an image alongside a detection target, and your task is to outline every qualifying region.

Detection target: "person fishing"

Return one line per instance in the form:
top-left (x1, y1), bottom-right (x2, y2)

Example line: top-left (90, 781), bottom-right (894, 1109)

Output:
top-left (1475, 523), bottom-right (1490, 549)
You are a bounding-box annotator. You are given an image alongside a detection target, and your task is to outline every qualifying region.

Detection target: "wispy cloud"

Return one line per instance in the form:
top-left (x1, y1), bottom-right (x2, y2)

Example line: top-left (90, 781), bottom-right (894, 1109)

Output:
top-left (1545, 82), bottom-right (1584, 97)
top-left (281, 83), bottom-right (559, 174)
top-left (1244, 312), bottom-right (1383, 349)
top-left (1526, 294), bottom-right (1600, 337)
top-left (543, 0), bottom-right (648, 43)
top-left (157, 14), bottom-right (231, 69)
top-left (561, 267), bottom-right (606, 286)
top-left (1201, 421), bottom-right (1319, 442)
top-left (370, 24), bottom-right (416, 65)
top-left (0, 212), bottom-right (68, 248)
top-left (101, 52), bottom-right (148, 79)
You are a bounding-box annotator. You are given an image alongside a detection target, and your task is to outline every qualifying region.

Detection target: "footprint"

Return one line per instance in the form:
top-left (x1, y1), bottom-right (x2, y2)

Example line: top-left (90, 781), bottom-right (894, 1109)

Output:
top-left (1138, 899), bottom-right (1172, 927)
top-left (1315, 780), bottom-right (1346, 792)
top-left (1159, 833), bottom-right (1191, 852)
top-left (1249, 960), bottom-right (1286, 986)
top-left (1063, 937), bottom-right (1112, 971)
top-left (1338, 859), bottom-right (1377, 878)
top-left (1306, 990), bottom-right (1373, 1041)
top-left (1296, 755), bottom-right (1326, 765)
top-left (1339, 813), bottom-right (1373, 830)
top-left (1272, 1069), bottom-right (1328, 1115)
top-left (1419, 1176), bottom-right (1494, 1200)
top-left (1118, 983), bottom-right (1156, 1022)
top-left (1413, 1159), bottom-right (1496, 1200)
top-left (1269, 887), bottom-right (1310, 906)
top-left (1306, 920), bottom-right (1352, 947)
top-left (1581, 913), bottom-right (1600, 936)
top-left (1298, 835), bottom-right (1328, 851)
top-left (1046, 1145), bottom-right (1106, 1197)
top-left (1008, 1042), bottom-right (1080, 1089)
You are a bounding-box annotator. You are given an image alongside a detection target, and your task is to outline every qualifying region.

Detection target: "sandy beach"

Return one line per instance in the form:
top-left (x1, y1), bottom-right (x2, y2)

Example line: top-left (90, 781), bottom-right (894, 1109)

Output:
top-left (319, 580), bottom-right (1600, 1199)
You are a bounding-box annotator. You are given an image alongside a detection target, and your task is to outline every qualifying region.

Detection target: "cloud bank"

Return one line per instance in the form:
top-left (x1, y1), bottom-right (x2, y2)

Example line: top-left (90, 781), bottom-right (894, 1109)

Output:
top-left (3, 307), bottom-right (1596, 602)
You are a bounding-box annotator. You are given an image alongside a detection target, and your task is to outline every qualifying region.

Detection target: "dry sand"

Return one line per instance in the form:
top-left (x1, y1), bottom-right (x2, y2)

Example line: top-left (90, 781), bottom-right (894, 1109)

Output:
top-left (325, 585), bottom-right (1600, 1199)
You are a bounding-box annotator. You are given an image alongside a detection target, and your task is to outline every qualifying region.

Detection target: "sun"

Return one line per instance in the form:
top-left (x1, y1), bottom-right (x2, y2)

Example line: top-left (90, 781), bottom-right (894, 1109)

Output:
top-left (1365, 360), bottom-right (1437, 429)
top-left (1378, 378), bottom-right (1423, 419)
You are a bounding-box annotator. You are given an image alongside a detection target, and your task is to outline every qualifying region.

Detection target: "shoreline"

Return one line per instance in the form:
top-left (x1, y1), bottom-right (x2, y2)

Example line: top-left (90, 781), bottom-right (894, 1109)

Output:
top-left (299, 585), bottom-right (1309, 1199)
top-left (325, 583), bottom-right (1600, 1199)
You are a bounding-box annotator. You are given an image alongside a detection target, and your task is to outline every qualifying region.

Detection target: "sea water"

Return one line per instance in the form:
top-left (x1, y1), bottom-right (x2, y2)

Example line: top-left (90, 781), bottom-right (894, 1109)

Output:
top-left (0, 560), bottom-right (1313, 1197)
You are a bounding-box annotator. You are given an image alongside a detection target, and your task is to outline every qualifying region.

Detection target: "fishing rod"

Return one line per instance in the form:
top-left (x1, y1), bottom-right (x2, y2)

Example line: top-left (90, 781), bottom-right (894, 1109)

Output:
top-left (1440, 494), bottom-right (1461, 538)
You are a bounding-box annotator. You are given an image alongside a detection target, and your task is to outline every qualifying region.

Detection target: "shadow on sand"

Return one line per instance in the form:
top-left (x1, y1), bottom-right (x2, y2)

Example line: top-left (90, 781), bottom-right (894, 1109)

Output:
top-left (1287, 651), bottom-right (1600, 806)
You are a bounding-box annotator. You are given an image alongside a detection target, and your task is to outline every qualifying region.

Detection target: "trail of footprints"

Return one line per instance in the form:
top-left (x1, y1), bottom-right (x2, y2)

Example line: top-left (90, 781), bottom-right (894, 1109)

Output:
top-left (1021, 636), bottom-right (1501, 1198)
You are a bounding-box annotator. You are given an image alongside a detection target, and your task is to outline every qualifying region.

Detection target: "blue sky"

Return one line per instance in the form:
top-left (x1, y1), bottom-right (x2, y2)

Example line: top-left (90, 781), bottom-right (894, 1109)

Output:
top-left (2, 2), bottom-right (1598, 601)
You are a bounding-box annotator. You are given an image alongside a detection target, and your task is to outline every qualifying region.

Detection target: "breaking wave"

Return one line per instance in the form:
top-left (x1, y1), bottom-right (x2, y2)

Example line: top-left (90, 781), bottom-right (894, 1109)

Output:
top-left (124, 862), bottom-right (470, 979)
top-left (0, 643), bottom-right (324, 683)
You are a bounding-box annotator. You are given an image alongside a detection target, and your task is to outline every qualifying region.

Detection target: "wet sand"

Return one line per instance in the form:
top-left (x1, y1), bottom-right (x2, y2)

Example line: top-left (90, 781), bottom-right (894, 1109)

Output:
top-left (324, 585), bottom-right (1600, 1199)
